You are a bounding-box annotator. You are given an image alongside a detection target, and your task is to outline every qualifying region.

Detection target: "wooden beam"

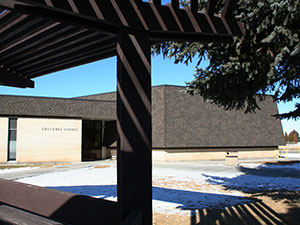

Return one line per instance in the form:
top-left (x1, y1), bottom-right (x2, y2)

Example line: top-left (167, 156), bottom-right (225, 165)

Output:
top-left (151, 0), bottom-right (161, 7)
top-left (0, 0), bottom-right (30, 9)
top-left (14, 4), bottom-right (117, 34)
top-left (206, 0), bottom-right (217, 16)
top-left (191, 0), bottom-right (198, 13)
top-left (1, 27), bottom-right (88, 66)
top-left (222, 0), bottom-right (236, 19)
top-left (0, 205), bottom-right (64, 225)
top-left (29, 45), bottom-right (116, 78)
top-left (0, 9), bottom-right (28, 33)
top-left (0, 24), bottom-right (77, 63)
top-left (171, 0), bottom-right (179, 9)
top-left (0, 178), bottom-right (117, 225)
top-left (13, 32), bottom-right (105, 71)
top-left (116, 30), bottom-right (152, 225)
top-left (0, 67), bottom-right (34, 88)
top-left (0, 20), bottom-right (59, 54)
top-left (11, 0), bottom-right (243, 38)
top-left (23, 38), bottom-right (117, 75)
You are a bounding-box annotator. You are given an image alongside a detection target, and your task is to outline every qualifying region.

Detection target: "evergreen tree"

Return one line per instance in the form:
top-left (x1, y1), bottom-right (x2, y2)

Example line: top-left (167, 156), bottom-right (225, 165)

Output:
top-left (153, 0), bottom-right (300, 119)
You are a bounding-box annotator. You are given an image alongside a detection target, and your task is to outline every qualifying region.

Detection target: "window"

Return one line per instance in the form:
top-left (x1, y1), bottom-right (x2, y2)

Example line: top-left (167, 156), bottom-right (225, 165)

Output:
top-left (82, 120), bottom-right (102, 149)
top-left (8, 118), bottom-right (17, 161)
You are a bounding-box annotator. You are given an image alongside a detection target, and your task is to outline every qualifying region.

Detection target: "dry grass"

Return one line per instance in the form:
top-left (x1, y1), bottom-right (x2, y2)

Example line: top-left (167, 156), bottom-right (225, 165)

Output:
top-left (0, 165), bottom-right (30, 170)
top-left (94, 165), bottom-right (110, 169)
top-left (0, 163), bottom-right (71, 170)
top-left (263, 160), bottom-right (300, 165)
top-left (153, 191), bottom-right (300, 225)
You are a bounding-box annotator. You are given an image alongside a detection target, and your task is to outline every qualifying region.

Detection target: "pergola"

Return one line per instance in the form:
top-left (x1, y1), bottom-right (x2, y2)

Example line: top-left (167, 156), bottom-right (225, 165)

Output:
top-left (0, 0), bottom-right (243, 224)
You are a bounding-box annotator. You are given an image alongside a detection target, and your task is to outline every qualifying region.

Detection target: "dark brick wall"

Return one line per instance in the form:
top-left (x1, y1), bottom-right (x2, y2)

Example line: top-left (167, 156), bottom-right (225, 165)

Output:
top-left (163, 86), bottom-right (285, 148)
top-left (0, 85), bottom-right (284, 149)
top-left (152, 86), bottom-right (166, 148)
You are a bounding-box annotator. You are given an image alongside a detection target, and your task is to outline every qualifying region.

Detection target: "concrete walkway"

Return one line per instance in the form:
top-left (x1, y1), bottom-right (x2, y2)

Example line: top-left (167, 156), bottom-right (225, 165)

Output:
top-left (0, 160), bottom-right (115, 180)
top-left (1, 159), bottom-right (299, 180)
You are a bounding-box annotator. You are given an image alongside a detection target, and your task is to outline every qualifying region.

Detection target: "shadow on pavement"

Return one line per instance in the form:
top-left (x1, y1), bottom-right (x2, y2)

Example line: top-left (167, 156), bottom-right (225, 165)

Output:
top-left (198, 163), bottom-right (300, 224)
top-left (190, 200), bottom-right (294, 225)
top-left (47, 184), bottom-right (300, 224)
top-left (47, 185), bottom-right (253, 210)
top-left (237, 165), bottom-right (300, 178)
top-left (202, 163), bottom-right (300, 197)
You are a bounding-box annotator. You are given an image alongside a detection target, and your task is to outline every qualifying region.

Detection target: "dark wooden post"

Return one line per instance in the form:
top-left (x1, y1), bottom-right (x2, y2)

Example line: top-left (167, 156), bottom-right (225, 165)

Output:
top-left (116, 29), bottom-right (152, 225)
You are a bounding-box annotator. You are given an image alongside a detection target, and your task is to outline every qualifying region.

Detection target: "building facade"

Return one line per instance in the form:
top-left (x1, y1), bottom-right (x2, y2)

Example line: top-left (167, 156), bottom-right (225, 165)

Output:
top-left (0, 95), bottom-right (117, 163)
top-left (0, 85), bottom-right (285, 163)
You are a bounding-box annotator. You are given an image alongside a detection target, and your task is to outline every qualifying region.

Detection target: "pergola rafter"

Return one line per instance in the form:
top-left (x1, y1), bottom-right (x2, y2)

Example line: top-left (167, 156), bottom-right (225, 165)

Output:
top-left (0, 1), bottom-right (244, 224)
top-left (6, 0), bottom-right (243, 36)
top-left (0, 0), bottom-right (243, 87)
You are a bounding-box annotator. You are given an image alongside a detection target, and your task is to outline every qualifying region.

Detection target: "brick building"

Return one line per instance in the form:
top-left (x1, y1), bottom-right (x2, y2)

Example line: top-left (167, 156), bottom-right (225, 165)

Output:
top-left (0, 85), bottom-right (284, 163)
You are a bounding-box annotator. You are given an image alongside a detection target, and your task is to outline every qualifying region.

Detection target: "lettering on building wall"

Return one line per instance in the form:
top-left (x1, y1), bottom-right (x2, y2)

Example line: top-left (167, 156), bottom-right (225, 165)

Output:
top-left (42, 127), bottom-right (78, 132)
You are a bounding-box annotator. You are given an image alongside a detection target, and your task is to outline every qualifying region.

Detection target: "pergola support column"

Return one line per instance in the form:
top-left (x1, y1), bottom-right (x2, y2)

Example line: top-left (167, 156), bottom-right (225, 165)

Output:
top-left (116, 30), bottom-right (152, 225)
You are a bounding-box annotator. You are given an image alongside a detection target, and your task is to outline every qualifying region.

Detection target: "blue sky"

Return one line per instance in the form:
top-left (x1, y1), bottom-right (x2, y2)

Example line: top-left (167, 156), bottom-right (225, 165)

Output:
top-left (0, 55), bottom-right (298, 134)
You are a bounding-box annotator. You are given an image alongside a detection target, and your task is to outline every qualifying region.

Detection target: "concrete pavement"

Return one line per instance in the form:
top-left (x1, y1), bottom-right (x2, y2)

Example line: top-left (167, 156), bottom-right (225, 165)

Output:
top-left (1, 159), bottom-right (299, 180)
top-left (0, 160), bottom-right (115, 180)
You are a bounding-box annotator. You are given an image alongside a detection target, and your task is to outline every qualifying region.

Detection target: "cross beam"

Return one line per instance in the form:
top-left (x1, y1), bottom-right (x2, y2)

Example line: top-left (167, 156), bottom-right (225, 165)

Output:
top-left (0, 67), bottom-right (34, 88)
top-left (2, 0), bottom-right (243, 41)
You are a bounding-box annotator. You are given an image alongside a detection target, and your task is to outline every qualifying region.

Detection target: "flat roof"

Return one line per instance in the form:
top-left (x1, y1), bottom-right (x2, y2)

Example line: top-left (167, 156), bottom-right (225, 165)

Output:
top-left (0, 94), bottom-right (116, 120)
